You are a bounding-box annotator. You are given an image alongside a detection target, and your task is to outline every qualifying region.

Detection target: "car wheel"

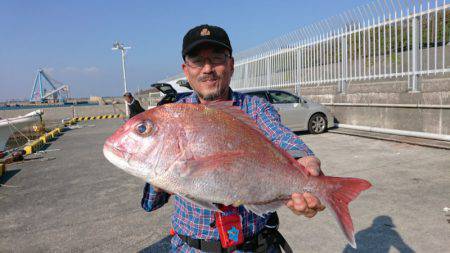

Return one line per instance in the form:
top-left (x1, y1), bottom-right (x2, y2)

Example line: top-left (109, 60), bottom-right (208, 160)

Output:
top-left (308, 113), bottom-right (327, 134)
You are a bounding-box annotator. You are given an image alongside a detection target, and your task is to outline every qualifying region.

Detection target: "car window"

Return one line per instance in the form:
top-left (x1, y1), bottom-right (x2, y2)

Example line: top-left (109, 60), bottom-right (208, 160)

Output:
top-left (158, 86), bottom-right (174, 93)
top-left (268, 91), bottom-right (299, 104)
top-left (245, 91), bottom-right (269, 102)
top-left (176, 92), bottom-right (192, 100)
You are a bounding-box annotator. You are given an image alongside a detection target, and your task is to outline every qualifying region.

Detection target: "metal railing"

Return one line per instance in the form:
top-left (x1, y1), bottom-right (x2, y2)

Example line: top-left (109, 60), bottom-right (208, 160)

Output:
top-left (162, 0), bottom-right (450, 93)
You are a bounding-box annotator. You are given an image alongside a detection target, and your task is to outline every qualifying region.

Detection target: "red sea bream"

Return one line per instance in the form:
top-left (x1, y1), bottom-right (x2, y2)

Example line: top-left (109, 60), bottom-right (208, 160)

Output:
top-left (103, 102), bottom-right (371, 248)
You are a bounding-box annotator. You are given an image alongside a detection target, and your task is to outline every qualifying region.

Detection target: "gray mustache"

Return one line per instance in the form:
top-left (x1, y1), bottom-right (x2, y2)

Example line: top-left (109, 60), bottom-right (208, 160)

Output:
top-left (198, 74), bottom-right (218, 82)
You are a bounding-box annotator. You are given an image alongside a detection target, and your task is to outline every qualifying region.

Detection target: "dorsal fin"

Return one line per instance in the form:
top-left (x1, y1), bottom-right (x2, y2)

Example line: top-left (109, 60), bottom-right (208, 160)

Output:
top-left (203, 100), bottom-right (265, 136)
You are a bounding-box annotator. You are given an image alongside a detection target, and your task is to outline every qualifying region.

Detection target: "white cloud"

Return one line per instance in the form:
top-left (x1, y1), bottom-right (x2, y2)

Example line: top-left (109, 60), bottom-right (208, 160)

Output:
top-left (61, 66), bottom-right (100, 75)
top-left (63, 66), bottom-right (78, 72)
top-left (83, 66), bottom-right (100, 73)
top-left (41, 67), bottom-right (55, 74)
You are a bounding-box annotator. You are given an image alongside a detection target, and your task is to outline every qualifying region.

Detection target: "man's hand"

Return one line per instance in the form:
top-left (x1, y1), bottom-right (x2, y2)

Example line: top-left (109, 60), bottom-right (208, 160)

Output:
top-left (286, 156), bottom-right (326, 218)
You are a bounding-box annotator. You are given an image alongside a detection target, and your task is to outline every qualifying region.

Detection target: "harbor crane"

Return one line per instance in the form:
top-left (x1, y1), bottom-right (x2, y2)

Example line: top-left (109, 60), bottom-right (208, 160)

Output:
top-left (30, 69), bottom-right (69, 103)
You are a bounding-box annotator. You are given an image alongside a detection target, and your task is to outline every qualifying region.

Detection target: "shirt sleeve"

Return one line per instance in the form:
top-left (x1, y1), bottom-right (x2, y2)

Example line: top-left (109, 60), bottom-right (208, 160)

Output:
top-left (141, 183), bottom-right (171, 212)
top-left (254, 98), bottom-right (314, 157)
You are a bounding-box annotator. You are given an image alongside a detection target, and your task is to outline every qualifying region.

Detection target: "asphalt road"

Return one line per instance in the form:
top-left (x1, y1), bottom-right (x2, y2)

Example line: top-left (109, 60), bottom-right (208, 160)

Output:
top-left (0, 119), bottom-right (449, 252)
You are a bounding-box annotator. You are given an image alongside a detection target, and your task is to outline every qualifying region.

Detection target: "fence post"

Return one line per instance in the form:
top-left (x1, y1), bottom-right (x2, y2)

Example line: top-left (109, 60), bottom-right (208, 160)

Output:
top-left (411, 16), bottom-right (420, 92)
top-left (266, 56), bottom-right (271, 87)
top-left (340, 34), bottom-right (348, 93)
top-left (296, 48), bottom-right (302, 96)
top-left (244, 64), bottom-right (248, 88)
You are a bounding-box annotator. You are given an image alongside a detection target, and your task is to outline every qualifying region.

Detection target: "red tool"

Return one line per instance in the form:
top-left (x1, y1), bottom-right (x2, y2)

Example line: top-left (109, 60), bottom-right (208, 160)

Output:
top-left (215, 205), bottom-right (244, 248)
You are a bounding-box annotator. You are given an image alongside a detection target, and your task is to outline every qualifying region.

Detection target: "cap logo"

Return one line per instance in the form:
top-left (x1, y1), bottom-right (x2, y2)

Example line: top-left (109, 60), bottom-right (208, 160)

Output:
top-left (200, 28), bottom-right (211, 36)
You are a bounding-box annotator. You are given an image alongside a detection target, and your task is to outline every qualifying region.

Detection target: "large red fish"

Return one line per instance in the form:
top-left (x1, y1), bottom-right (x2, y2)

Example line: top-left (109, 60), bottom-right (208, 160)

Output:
top-left (103, 102), bottom-right (371, 248)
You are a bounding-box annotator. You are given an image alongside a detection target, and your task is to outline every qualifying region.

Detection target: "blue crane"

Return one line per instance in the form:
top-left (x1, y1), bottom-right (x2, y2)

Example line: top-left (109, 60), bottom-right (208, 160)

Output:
top-left (29, 69), bottom-right (69, 103)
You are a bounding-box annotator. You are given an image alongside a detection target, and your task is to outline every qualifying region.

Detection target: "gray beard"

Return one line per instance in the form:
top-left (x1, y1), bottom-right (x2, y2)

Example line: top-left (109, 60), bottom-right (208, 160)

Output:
top-left (197, 86), bottom-right (228, 101)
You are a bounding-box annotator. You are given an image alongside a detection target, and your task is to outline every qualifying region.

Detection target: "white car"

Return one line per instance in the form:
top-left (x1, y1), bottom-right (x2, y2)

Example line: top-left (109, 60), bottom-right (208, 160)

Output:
top-left (244, 89), bottom-right (334, 134)
top-left (151, 83), bottom-right (334, 134)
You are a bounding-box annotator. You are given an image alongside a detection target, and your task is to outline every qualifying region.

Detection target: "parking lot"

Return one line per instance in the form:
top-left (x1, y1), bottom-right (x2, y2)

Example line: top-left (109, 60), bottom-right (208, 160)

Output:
top-left (0, 119), bottom-right (449, 252)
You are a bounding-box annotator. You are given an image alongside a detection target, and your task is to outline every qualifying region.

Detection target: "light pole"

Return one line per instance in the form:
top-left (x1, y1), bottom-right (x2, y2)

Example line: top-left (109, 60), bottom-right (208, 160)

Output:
top-left (112, 42), bottom-right (131, 117)
top-left (112, 42), bottom-right (131, 93)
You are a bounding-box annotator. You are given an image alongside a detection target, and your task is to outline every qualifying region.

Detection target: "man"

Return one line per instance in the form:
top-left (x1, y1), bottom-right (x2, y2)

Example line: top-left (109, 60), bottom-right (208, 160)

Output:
top-left (123, 92), bottom-right (145, 118)
top-left (142, 24), bottom-right (325, 252)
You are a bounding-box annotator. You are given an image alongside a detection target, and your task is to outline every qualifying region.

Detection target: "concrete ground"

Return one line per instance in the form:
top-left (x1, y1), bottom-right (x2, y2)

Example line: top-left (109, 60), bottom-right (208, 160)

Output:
top-left (0, 119), bottom-right (449, 252)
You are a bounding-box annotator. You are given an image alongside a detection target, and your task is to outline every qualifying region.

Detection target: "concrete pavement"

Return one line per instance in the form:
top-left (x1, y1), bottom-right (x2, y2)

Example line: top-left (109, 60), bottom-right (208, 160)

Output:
top-left (0, 119), bottom-right (449, 252)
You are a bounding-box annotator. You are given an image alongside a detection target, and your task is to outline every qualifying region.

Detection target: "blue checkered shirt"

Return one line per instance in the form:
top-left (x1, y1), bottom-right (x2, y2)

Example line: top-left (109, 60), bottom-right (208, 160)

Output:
top-left (141, 90), bottom-right (314, 252)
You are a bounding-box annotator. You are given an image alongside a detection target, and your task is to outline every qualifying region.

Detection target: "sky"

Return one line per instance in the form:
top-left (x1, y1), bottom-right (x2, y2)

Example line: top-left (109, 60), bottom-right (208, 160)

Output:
top-left (0, 0), bottom-right (371, 101)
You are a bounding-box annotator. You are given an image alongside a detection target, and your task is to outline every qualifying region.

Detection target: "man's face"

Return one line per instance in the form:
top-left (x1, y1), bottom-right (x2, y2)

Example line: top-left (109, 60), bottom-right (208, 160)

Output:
top-left (124, 96), bottom-right (132, 103)
top-left (182, 45), bottom-right (234, 101)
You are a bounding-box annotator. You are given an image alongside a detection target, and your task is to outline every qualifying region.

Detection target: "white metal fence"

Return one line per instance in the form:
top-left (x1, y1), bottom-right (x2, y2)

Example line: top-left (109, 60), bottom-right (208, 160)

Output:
top-left (163, 0), bottom-right (450, 93)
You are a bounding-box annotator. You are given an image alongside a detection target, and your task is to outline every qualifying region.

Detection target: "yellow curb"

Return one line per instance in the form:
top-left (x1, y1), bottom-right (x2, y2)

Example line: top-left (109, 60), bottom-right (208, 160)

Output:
top-left (24, 145), bottom-right (33, 155)
top-left (23, 128), bottom-right (63, 155)
top-left (48, 130), bottom-right (56, 138)
top-left (46, 132), bottom-right (54, 139)
top-left (39, 135), bottom-right (47, 144)
top-left (69, 114), bottom-right (126, 122)
top-left (32, 139), bottom-right (43, 149)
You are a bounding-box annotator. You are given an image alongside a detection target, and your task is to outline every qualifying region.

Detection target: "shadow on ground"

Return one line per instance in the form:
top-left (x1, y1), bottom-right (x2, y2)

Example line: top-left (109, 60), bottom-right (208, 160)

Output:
top-left (0, 169), bottom-right (21, 188)
top-left (139, 235), bottom-right (171, 253)
top-left (343, 216), bottom-right (415, 253)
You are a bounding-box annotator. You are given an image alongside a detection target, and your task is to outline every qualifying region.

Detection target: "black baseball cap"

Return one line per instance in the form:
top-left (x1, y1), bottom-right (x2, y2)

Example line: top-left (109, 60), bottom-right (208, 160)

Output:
top-left (182, 24), bottom-right (232, 59)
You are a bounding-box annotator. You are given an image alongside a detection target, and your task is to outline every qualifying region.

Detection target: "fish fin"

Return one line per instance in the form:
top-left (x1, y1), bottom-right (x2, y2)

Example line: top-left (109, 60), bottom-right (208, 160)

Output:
top-left (205, 101), bottom-right (307, 177)
top-left (204, 101), bottom-right (266, 136)
top-left (244, 201), bottom-right (284, 217)
top-left (317, 176), bottom-right (372, 248)
top-left (178, 194), bottom-right (221, 212)
top-left (181, 150), bottom-right (246, 177)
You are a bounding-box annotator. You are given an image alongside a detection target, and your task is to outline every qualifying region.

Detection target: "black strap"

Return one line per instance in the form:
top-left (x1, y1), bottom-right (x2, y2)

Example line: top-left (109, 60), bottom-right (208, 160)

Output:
top-left (178, 234), bottom-right (225, 252)
top-left (267, 229), bottom-right (293, 253)
top-left (177, 227), bottom-right (292, 253)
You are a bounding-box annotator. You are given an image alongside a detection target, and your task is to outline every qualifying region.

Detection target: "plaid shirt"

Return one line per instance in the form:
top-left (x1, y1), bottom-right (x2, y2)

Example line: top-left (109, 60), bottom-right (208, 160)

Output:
top-left (141, 90), bottom-right (314, 252)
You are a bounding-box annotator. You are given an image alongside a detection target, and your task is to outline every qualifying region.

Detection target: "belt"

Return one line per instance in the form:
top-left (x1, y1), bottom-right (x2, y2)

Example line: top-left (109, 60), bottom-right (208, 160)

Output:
top-left (177, 227), bottom-right (292, 253)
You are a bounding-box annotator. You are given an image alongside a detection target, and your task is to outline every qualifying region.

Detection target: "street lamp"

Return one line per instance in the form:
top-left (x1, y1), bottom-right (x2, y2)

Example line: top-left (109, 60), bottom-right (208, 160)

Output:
top-left (112, 42), bottom-right (131, 93)
top-left (112, 42), bottom-right (131, 118)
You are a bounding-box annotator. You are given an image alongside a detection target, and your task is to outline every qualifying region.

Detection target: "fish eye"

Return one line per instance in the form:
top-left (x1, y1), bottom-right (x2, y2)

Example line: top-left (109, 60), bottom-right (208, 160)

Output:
top-left (137, 124), bottom-right (146, 133)
top-left (135, 121), bottom-right (153, 135)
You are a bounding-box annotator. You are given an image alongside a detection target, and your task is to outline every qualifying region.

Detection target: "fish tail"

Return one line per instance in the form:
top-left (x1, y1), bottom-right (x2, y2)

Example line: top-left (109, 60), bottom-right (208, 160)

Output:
top-left (317, 176), bottom-right (371, 248)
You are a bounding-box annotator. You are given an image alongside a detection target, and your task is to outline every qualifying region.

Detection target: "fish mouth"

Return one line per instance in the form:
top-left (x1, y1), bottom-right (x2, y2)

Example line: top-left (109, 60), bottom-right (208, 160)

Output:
top-left (104, 141), bottom-right (125, 158)
top-left (103, 141), bottom-right (134, 167)
top-left (103, 141), bottom-right (148, 180)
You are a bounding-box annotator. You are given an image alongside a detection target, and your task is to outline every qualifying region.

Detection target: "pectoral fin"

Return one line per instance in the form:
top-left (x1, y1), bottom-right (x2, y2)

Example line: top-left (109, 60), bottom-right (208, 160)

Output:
top-left (179, 150), bottom-right (246, 178)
